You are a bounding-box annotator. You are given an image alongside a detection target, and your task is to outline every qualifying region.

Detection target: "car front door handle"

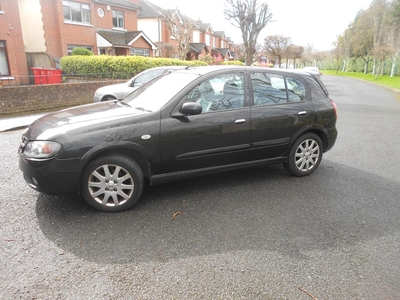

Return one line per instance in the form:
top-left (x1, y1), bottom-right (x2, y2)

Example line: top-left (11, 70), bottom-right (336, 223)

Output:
top-left (298, 111), bottom-right (307, 116)
top-left (235, 119), bottom-right (246, 124)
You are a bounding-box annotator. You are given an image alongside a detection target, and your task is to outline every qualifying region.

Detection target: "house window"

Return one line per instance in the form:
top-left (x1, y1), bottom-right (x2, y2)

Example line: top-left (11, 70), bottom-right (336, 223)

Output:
top-left (63, 1), bottom-right (90, 24)
top-left (205, 35), bottom-right (210, 46)
top-left (67, 45), bottom-right (93, 55)
top-left (112, 10), bottom-right (124, 28)
top-left (130, 48), bottom-right (149, 57)
top-left (0, 41), bottom-right (10, 76)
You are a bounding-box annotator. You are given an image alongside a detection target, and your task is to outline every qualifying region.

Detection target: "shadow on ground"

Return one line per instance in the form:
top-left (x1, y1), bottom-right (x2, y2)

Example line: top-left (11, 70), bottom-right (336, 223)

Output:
top-left (36, 161), bottom-right (400, 264)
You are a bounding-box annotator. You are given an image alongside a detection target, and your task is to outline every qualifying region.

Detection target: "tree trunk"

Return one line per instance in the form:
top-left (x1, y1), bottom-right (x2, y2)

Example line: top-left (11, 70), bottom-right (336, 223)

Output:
top-left (375, 60), bottom-right (380, 79)
top-left (245, 48), bottom-right (253, 66)
top-left (363, 57), bottom-right (370, 74)
top-left (372, 59), bottom-right (377, 75)
top-left (390, 49), bottom-right (399, 77)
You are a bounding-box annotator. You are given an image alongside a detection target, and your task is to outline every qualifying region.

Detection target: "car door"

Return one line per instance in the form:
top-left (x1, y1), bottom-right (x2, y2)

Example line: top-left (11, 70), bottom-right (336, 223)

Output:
top-left (159, 72), bottom-right (251, 174)
top-left (249, 72), bottom-right (314, 160)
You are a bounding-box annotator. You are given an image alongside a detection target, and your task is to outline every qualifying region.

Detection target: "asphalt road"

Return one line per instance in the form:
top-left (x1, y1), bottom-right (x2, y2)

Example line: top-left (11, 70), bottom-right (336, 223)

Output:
top-left (1, 75), bottom-right (400, 299)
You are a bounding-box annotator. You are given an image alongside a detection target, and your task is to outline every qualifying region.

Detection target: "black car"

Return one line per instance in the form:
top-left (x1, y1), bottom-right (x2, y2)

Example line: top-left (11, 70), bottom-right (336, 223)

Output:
top-left (19, 66), bottom-right (337, 212)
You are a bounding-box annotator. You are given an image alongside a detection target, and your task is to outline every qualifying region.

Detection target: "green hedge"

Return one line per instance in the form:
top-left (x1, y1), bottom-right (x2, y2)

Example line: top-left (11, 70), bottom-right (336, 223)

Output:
top-left (60, 56), bottom-right (208, 79)
top-left (221, 60), bottom-right (245, 66)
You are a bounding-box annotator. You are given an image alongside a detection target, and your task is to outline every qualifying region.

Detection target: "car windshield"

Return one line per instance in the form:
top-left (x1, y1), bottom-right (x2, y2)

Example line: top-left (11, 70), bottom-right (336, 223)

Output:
top-left (123, 72), bottom-right (199, 112)
top-left (134, 68), bottom-right (165, 85)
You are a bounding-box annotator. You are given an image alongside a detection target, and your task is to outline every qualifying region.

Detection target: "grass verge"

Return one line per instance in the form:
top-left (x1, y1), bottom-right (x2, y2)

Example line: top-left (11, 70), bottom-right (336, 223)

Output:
top-left (322, 70), bottom-right (400, 91)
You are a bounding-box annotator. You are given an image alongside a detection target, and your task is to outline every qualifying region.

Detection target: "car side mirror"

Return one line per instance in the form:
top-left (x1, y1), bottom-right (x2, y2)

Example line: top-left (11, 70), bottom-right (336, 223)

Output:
top-left (179, 102), bottom-right (202, 116)
top-left (128, 80), bottom-right (135, 87)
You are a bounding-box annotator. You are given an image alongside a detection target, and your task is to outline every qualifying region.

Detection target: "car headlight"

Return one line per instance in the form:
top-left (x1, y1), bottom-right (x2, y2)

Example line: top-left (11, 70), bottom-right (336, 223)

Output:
top-left (22, 141), bottom-right (62, 159)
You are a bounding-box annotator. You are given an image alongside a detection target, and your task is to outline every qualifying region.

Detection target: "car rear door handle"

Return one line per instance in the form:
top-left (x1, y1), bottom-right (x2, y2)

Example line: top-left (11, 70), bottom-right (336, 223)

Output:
top-left (235, 119), bottom-right (246, 124)
top-left (297, 111), bottom-right (307, 116)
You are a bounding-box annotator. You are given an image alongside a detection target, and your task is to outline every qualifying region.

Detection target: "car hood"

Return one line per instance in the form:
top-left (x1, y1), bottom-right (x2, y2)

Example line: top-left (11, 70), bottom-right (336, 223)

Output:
top-left (25, 101), bottom-right (146, 140)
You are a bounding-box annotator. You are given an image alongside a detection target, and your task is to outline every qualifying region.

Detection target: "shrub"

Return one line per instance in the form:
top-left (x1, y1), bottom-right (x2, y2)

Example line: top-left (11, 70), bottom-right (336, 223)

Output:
top-left (60, 56), bottom-right (207, 79)
top-left (221, 60), bottom-right (245, 66)
top-left (71, 47), bottom-right (94, 56)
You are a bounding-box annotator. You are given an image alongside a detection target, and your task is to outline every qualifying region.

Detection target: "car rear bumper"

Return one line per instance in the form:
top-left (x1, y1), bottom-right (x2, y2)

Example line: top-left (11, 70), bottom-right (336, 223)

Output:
top-left (324, 127), bottom-right (338, 152)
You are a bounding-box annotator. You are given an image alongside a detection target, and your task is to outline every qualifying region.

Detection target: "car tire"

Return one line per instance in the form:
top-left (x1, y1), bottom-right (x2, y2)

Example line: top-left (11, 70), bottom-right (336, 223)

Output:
top-left (284, 133), bottom-right (323, 177)
top-left (81, 155), bottom-right (144, 212)
top-left (102, 95), bottom-right (117, 101)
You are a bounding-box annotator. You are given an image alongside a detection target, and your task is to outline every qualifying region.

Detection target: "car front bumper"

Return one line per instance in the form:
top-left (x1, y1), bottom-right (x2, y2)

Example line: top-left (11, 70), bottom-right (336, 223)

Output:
top-left (19, 155), bottom-right (82, 195)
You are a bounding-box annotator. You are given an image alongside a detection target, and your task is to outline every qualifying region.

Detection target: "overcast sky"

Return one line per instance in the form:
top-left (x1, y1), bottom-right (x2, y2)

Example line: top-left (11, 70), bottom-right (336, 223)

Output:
top-left (147, 0), bottom-right (373, 51)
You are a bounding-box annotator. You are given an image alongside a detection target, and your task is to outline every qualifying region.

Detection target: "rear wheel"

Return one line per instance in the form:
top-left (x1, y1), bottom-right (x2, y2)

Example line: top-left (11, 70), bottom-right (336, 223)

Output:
top-left (81, 155), bottom-right (144, 212)
top-left (284, 133), bottom-right (323, 177)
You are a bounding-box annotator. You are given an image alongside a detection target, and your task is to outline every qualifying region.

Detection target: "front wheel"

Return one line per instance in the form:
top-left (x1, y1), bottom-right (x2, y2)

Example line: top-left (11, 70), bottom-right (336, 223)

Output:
top-left (81, 155), bottom-right (144, 212)
top-left (102, 95), bottom-right (117, 102)
top-left (284, 133), bottom-right (323, 177)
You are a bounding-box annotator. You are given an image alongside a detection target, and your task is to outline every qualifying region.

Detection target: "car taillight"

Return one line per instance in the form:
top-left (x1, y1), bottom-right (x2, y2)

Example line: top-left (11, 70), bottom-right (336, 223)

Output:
top-left (330, 99), bottom-right (338, 117)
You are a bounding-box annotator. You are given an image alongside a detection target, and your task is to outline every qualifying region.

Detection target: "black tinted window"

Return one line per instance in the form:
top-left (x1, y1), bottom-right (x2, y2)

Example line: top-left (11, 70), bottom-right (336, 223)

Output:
top-left (251, 72), bottom-right (287, 106)
top-left (303, 76), bottom-right (327, 100)
top-left (285, 76), bottom-right (306, 102)
top-left (185, 72), bottom-right (245, 113)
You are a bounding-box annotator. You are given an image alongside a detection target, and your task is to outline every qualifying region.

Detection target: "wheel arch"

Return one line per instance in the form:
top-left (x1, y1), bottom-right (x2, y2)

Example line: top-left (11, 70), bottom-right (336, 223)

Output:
top-left (101, 94), bottom-right (118, 101)
top-left (79, 143), bottom-right (154, 181)
top-left (290, 127), bottom-right (329, 153)
top-left (305, 129), bottom-right (328, 151)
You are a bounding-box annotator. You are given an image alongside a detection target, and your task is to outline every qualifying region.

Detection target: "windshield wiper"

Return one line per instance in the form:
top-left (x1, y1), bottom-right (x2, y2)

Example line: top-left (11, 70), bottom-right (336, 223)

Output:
top-left (116, 101), bottom-right (131, 108)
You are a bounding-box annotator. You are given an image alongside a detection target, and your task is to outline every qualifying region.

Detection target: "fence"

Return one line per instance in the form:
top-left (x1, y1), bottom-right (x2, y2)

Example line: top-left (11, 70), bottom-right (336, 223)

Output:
top-left (0, 79), bottom-right (125, 115)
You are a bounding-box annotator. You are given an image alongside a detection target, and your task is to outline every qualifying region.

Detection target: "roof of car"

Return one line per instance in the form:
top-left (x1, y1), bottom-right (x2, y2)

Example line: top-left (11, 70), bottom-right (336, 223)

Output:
top-left (174, 65), bottom-right (315, 78)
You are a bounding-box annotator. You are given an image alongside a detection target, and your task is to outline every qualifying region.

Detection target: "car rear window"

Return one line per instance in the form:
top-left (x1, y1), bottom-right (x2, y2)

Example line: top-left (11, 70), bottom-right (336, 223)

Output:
top-left (304, 75), bottom-right (329, 99)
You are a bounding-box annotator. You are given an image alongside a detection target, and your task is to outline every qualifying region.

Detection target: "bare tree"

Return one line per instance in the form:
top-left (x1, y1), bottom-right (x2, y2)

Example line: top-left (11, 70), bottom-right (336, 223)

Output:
top-left (369, 0), bottom-right (388, 74)
top-left (163, 10), bottom-right (195, 60)
top-left (373, 45), bottom-right (392, 77)
top-left (224, 0), bottom-right (273, 65)
top-left (333, 34), bottom-right (351, 73)
top-left (263, 35), bottom-right (292, 67)
top-left (348, 10), bottom-right (374, 73)
top-left (312, 51), bottom-right (327, 69)
top-left (284, 45), bottom-right (304, 68)
top-left (155, 42), bottom-right (176, 58)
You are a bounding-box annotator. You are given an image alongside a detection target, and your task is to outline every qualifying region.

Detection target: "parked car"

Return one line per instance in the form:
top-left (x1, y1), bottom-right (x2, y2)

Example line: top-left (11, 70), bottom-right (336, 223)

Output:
top-left (19, 66), bottom-right (338, 212)
top-left (93, 66), bottom-right (186, 102)
top-left (302, 66), bottom-right (322, 76)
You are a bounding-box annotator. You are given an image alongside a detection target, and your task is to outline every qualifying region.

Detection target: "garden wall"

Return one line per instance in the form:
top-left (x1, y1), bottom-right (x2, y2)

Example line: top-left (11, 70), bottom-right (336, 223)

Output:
top-left (0, 80), bottom-right (124, 115)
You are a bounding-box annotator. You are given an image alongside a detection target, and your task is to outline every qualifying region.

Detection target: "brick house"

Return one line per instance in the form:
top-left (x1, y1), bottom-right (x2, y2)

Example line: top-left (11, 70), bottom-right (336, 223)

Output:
top-left (34, 0), bottom-right (157, 59)
top-left (0, 0), bottom-right (30, 85)
top-left (1, 0), bottom-right (157, 85)
top-left (1, 0), bottom-right (236, 86)
top-left (137, 0), bottom-right (235, 61)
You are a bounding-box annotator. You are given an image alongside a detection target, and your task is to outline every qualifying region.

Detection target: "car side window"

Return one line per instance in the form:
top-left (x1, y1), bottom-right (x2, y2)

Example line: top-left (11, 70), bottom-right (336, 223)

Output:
top-left (251, 72), bottom-right (288, 106)
top-left (285, 76), bottom-right (306, 102)
top-left (185, 72), bottom-right (245, 113)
